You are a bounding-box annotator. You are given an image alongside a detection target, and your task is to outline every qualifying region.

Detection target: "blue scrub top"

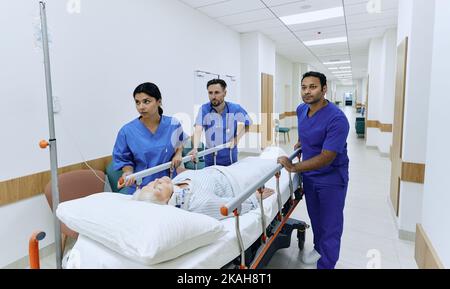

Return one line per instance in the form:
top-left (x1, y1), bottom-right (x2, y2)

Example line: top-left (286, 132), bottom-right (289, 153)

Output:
top-left (112, 115), bottom-right (188, 194)
top-left (297, 101), bottom-right (350, 185)
top-left (195, 101), bottom-right (252, 166)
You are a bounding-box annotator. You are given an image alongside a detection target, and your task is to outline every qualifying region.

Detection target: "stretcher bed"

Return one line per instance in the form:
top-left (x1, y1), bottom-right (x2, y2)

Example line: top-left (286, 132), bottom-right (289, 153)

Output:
top-left (30, 144), bottom-right (309, 269)
top-left (65, 168), bottom-right (303, 269)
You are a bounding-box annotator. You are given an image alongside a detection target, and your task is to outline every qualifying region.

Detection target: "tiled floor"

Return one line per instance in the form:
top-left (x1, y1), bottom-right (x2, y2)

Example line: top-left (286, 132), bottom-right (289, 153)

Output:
top-left (266, 105), bottom-right (417, 269)
top-left (37, 105), bottom-right (417, 269)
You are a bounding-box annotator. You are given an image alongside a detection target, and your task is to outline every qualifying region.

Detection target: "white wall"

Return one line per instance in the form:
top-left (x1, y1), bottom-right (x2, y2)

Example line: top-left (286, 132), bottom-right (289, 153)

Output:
top-left (240, 32), bottom-right (260, 119)
top-left (361, 77), bottom-right (368, 105)
top-left (366, 37), bottom-right (383, 148)
top-left (0, 0), bottom-right (241, 267)
top-left (365, 28), bottom-right (397, 155)
top-left (422, 0), bottom-right (450, 268)
top-left (275, 54), bottom-right (293, 114)
top-left (259, 34), bottom-right (276, 77)
top-left (275, 54), bottom-right (295, 129)
top-left (396, 0), bottom-right (435, 235)
top-left (240, 32), bottom-right (276, 152)
top-left (355, 79), bottom-right (363, 104)
top-left (399, 0), bottom-right (433, 164)
top-left (378, 29), bottom-right (397, 155)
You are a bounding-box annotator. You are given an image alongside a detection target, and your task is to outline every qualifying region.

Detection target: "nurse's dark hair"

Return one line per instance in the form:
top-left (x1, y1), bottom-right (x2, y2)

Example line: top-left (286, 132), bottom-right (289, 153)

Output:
top-left (207, 79), bottom-right (227, 90)
top-left (302, 71), bottom-right (327, 89)
top-left (133, 82), bottom-right (163, 116)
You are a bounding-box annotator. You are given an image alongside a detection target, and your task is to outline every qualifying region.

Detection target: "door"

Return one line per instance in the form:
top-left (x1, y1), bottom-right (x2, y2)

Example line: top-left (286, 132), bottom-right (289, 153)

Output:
top-left (261, 73), bottom-right (274, 149)
top-left (390, 37), bottom-right (408, 216)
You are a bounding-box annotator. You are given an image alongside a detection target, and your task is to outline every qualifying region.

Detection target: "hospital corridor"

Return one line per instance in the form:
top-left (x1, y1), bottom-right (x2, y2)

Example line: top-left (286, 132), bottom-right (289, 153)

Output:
top-left (1, 0), bottom-right (449, 272)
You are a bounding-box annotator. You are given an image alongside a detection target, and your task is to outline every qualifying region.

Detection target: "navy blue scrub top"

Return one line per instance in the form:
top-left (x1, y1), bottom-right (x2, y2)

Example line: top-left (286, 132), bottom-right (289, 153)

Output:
top-left (195, 101), bottom-right (252, 166)
top-left (112, 115), bottom-right (188, 194)
top-left (297, 101), bottom-right (350, 185)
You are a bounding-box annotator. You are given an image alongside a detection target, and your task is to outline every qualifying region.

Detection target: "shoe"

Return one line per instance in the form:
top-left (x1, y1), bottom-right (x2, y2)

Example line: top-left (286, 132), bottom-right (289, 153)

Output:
top-left (302, 249), bottom-right (321, 264)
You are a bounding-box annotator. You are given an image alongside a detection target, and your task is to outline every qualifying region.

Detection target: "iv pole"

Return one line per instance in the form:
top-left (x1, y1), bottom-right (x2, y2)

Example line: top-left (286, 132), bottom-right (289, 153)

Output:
top-left (38, 1), bottom-right (63, 269)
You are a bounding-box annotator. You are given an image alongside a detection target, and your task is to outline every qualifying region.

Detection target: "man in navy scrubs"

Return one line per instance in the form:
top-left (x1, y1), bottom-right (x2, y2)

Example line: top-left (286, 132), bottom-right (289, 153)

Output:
top-left (278, 71), bottom-right (349, 269)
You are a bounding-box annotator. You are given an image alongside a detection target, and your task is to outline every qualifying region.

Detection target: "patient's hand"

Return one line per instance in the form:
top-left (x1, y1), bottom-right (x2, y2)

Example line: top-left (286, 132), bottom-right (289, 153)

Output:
top-left (255, 188), bottom-right (275, 200)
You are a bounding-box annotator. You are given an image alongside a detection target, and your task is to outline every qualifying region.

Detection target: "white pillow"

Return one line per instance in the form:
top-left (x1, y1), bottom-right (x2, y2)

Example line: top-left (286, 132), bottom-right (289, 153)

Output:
top-left (56, 193), bottom-right (226, 265)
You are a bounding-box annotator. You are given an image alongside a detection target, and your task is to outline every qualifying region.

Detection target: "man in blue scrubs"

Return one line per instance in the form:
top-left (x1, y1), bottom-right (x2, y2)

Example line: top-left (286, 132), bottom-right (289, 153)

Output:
top-left (189, 79), bottom-right (252, 166)
top-left (278, 71), bottom-right (349, 269)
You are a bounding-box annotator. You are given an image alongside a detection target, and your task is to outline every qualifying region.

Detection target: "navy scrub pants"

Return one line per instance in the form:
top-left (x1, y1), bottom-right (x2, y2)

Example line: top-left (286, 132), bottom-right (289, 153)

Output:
top-left (303, 177), bottom-right (348, 269)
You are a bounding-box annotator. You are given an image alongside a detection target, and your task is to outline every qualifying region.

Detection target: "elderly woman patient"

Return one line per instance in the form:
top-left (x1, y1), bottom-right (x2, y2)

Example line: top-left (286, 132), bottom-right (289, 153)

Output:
top-left (132, 158), bottom-right (276, 220)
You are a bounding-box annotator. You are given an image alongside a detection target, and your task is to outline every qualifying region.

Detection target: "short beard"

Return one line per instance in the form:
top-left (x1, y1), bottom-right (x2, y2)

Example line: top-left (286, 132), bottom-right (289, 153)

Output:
top-left (303, 96), bottom-right (323, 105)
top-left (211, 100), bottom-right (223, 107)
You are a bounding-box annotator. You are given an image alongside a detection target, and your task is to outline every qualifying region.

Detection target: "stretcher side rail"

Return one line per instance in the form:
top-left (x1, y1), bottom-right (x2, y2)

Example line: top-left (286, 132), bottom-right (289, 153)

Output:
top-left (220, 148), bottom-right (301, 269)
top-left (220, 148), bottom-right (301, 217)
top-left (122, 142), bottom-right (232, 186)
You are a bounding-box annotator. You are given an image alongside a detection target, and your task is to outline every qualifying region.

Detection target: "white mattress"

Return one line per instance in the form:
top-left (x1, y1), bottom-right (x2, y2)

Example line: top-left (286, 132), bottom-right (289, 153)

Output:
top-left (65, 170), bottom-right (300, 269)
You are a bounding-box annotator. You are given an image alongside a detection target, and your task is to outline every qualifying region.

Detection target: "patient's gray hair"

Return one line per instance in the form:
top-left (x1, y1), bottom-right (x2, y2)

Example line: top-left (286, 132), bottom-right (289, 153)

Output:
top-left (132, 189), bottom-right (167, 205)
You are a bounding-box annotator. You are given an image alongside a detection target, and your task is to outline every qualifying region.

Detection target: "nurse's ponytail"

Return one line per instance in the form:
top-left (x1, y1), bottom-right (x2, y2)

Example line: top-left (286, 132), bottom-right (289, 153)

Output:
top-left (133, 82), bottom-right (164, 116)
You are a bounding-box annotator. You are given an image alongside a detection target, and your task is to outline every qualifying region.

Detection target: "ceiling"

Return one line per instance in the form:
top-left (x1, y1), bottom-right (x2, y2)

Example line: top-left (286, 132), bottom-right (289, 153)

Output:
top-left (179, 0), bottom-right (399, 84)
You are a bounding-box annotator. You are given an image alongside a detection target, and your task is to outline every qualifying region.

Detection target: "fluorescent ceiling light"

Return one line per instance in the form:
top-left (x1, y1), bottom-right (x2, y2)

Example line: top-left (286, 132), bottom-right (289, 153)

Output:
top-left (324, 60), bottom-right (351, 65)
top-left (280, 7), bottom-right (344, 25)
top-left (332, 71), bottom-right (352, 74)
top-left (328, 67), bottom-right (338, 70)
top-left (304, 37), bottom-right (347, 46)
top-left (339, 66), bottom-right (351, 69)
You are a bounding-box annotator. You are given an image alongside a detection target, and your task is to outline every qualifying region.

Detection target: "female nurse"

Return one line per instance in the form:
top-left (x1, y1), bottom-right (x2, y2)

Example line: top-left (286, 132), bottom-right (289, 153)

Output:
top-left (113, 82), bottom-right (188, 194)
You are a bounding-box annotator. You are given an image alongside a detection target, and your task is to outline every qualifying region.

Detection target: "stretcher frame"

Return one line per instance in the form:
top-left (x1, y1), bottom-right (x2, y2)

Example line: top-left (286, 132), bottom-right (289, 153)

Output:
top-left (122, 145), bottom-right (306, 269)
top-left (29, 144), bottom-right (307, 269)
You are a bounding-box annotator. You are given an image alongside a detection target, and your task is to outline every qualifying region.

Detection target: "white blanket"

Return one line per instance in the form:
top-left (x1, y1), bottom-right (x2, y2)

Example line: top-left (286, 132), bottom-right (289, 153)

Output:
top-left (214, 147), bottom-right (288, 197)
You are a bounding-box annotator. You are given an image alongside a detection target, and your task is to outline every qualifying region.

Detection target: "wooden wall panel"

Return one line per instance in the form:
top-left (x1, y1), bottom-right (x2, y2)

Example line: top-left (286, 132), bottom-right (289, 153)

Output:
top-left (401, 162), bottom-right (426, 183)
top-left (366, 120), bottom-right (379, 128)
top-left (0, 156), bottom-right (112, 206)
top-left (279, 112), bottom-right (296, 120)
top-left (415, 224), bottom-right (445, 269)
top-left (366, 120), bottom-right (393, 132)
top-left (261, 73), bottom-right (274, 149)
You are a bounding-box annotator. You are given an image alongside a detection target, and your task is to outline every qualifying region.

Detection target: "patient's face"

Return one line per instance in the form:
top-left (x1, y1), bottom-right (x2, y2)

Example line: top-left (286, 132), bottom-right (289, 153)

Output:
top-left (141, 176), bottom-right (173, 204)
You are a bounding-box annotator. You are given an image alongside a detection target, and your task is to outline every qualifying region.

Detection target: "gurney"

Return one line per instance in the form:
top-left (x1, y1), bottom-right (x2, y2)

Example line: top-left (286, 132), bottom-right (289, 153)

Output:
top-left (30, 144), bottom-right (309, 269)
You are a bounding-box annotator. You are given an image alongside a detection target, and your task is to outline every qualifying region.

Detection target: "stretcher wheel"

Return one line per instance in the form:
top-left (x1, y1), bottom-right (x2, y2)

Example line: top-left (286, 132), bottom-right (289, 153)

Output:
top-left (297, 227), bottom-right (305, 251)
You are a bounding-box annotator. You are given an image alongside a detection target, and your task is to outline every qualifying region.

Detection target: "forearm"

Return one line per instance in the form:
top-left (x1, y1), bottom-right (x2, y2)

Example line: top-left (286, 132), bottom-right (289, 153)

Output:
top-left (235, 126), bottom-right (249, 143)
top-left (122, 165), bottom-right (134, 175)
top-left (174, 146), bottom-right (183, 157)
top-left (192, 125), bottom-right (203, 150)
top-left (291, 151), bottom-right (336, 173)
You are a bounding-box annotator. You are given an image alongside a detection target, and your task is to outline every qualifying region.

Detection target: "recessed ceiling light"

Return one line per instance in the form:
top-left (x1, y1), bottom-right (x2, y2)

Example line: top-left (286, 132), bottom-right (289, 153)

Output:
top-left (339, 66), bottom-right (352, 69)
top-left (324, 60), bottom-right (351, 65)
top-left (280, 6), bottom-right (344, 25)
top-left (328, 67), bottom-right (338, 70)
top-left (304, 36), bottom-right (347, 46)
